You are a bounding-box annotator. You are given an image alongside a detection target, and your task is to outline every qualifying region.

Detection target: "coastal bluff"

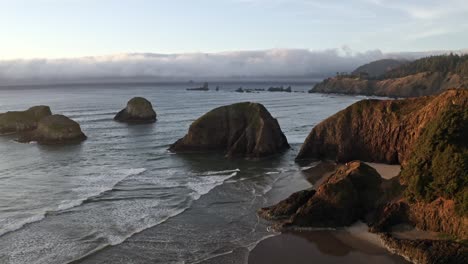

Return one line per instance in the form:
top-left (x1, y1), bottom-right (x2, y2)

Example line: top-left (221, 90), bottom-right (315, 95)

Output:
top-left (169, 102), bottom-right (290, 158)
top-left (296, 89), bottom-right (468, 165)
top-left (114, 97), bottom-right (157, 123)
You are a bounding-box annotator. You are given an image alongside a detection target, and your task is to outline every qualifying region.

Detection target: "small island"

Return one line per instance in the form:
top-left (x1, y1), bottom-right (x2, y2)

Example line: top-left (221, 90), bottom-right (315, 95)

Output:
top-left (114, 97), bottom-right (157, 124)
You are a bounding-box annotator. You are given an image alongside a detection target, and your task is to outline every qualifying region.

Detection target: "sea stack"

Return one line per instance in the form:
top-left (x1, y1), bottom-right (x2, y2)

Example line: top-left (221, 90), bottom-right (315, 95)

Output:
top-left (0, 105), bottom-right (52, 134)
top-left (114, 97), bottom-right (157, 123)
top-left (169, 102), bottom-right (290, 158)
top-left (17, 114), bottom-right (87, 145)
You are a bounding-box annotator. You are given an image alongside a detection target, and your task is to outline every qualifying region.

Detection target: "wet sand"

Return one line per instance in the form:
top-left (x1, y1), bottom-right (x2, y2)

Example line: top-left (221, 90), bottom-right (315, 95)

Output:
top-left (366, 162), bottom-right (401, 179)
top-left (248, 227), bottom-right (408, 264)
top-left (200, 162), bottom-right (407, 264)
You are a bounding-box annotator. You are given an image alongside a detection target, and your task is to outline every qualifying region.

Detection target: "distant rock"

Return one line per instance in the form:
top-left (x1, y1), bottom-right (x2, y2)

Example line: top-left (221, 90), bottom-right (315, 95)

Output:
top-left (17, 114), bottom-right (87, 145)
top-left (114, 97), bottom-right (157, 123)
top-left (169, 102), bottom-right (290, 158)
top-left (235, 87), bottom-right (244, 93)
top-left (268, 86), bottom-right (292, 92)
top-left (187, 82), bottom-right (209, 91)
top-left (0, 105), bottom-right (51, 135)
top-left (297, 89), bottom-right (468, 164)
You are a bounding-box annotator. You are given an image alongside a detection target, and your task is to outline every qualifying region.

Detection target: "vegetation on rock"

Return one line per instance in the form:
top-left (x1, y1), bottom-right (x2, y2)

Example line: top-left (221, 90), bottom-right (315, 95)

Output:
top-left (401, 105), bottom-right (468, 215)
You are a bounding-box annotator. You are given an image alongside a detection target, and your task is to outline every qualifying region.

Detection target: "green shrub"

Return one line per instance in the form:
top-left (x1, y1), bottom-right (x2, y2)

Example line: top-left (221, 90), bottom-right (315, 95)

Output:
top-left (401, 105), bottom-right (468, 215)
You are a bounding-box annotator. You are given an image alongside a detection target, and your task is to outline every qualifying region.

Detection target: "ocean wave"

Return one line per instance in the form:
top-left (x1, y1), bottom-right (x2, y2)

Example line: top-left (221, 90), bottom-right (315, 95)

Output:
top-left (0, 167), bottom-right (147, 238)
top-left (0, 214), bottom-right (46, 237)
top-left (188, 171), bottom-right (239, 198)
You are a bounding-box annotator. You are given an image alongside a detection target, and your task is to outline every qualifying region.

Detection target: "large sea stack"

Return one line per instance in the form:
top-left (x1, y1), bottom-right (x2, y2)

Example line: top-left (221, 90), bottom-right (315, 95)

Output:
top-left (296, 89), bottom-right (468, 164)
top-left (114, 97), bottom-right (157, 123)
top-left (169, 102), bottom-right (289, 158)
top-left (17, 115), bottom-right (87, 145)
top-left (0, 105), bottom-right (52, 134)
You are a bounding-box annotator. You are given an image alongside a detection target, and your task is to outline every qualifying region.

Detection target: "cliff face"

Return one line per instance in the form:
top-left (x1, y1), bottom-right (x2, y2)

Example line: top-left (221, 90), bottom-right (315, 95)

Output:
top-left (311, 72), bottom-right (466, 97)
top-left (296, 89), bottom-right (468, 165)
top-left (169, 102), bottom-right (289, 158)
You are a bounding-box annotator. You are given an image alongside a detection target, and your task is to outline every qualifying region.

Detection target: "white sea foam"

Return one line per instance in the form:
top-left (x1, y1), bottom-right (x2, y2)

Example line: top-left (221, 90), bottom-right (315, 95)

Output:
top-left (0, 214), bottom-right (46, 237)
top-left (0, 167), bottom-right (147, 238)
top-left (188, 171), bottom-right (239, 198)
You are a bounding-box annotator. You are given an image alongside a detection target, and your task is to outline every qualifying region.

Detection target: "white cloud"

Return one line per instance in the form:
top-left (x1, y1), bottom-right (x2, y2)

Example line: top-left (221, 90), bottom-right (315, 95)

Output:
top-left (0, 48), bottom-right (461, 84)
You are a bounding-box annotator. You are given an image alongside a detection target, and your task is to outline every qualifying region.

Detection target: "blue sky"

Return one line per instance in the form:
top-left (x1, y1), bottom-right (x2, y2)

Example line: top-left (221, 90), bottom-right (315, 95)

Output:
top-left (1, 0), bottom-right (467, 59)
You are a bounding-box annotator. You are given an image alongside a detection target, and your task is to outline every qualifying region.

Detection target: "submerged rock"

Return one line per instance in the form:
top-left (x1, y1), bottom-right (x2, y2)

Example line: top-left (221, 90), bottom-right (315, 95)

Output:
top-left (0, 105), bottom-right (51, 134)
top-left (17, 114), bottom-right (87, 145)
top-left (114, 97), bottom-right (157, 123)
top-left (169, 102), bottom-right (289, 158)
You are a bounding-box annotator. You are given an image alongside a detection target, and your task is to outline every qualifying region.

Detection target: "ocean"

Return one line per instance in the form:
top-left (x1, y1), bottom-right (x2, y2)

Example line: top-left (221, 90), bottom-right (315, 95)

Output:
top-left (0, 83), bottom-right (404, 264)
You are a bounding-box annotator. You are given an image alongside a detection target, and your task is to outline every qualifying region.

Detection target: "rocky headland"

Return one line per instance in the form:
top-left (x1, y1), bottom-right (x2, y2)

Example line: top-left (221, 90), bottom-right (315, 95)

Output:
top-left (114, 97), bottom-right (157, 123)
top-left (17, 114), bottom-right (87, 145)
top-left (260, 89), bottom-right (468, 263)
top-left (169, 102), bottom-right (290, 158)
top-left (310, 54), bottom-right (468, 97)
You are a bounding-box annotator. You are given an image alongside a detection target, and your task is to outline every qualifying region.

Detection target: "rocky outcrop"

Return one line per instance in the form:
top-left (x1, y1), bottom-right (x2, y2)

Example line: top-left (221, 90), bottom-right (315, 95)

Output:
top-left (114, 97), bottom-right (157, 123)
top-left (259, 161), bottom-right (382, 227)
top-left (310, 72), bottom-right (466, 97)
top-left (17, 115), bottom-right (87, 145)
top-left (169, 102), bottom-right (289, 158)
top-left (381, 234), bottom-right (468, 264)
top-left (296, 89), bottom-right (468, 164)
top-left (0, 106), bottom-right (51, 134)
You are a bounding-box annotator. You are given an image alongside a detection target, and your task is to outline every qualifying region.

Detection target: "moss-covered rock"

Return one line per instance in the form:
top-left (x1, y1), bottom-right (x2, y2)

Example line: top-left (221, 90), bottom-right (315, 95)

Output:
top-left (114, 97), bottom-right (157, 123)
top-left (17, 114), bottom-right (87, 145)
top-left (169, 102), bottom-right (289, 158)
top-left (0, 105), bottom-right (51, 134)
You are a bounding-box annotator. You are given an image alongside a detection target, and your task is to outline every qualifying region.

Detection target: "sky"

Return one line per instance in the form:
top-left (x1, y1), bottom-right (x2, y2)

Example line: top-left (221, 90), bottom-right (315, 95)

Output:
top-left (0, 0), bottom-right (467, 82)
top-left (1, 0), bottom-right (467, 59)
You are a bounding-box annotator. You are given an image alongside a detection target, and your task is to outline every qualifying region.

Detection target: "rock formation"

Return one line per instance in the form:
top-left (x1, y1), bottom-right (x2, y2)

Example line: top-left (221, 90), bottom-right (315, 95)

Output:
top-left (0, 105), bottom-right (51, 134)
top-left (296, 89), bottom-right (468, 164)
top-left (169, 102), bottom-right (290, 158)
top-left (114, 97), bottom-right (157, 123)
top-left (259, 161), bottom-right (382, 227)
top-left (17, 114), bottom-right (87, 145)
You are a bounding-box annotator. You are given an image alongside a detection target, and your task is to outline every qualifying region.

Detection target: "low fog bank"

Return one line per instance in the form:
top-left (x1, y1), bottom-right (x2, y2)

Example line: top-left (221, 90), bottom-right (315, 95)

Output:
top-left (0, 48), bottom-right (464, 86)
